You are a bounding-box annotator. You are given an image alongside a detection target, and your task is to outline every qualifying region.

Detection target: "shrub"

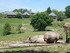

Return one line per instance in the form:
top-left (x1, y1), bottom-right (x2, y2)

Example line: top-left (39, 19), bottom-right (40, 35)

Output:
top-left (30, 12), bottom-right (53, 31)
top-left (16, 13), bottom-right (22, 18)
top-left (65, 5), bottom-right (70, 18)
top-left (57, 16), bottom-right (64, 21)
top-left (16, 24), bottom-right (22, 33)
top-left (3, 23), bottom-right (11, 36)
top-left (57, 12), bottom-right (64, 21)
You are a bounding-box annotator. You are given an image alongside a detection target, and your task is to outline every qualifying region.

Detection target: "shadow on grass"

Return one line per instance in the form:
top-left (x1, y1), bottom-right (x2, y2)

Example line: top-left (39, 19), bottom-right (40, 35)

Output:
top-left (0, 50), bottom-right (51, 53)
top-left (67, 52), bottom-right (70, 53)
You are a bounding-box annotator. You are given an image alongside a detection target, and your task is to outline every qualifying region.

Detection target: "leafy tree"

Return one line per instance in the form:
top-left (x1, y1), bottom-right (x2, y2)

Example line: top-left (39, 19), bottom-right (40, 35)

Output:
top-left (19, 8), bottom-right (24, 13)
top-left (30, 12), bottom-right (53, 31)
top-left (57, 13), bottom-right (64, 21)
top-left (13, 8), bottom-right (32, 14)
top-left (52, 9), bottom-right (59, 15)
top-left (52, 10), bottom-right (65, 21)
top-left (16, 13), bottom-right (22, 18)
top-left (46, 7), bottom-right (52, 14)
top-left (14, 9), bottom-right (18, 12)
top-left (3, 23), bottom-right (11, 36)
top-left (65, 5), bottom-right (70, 18)
top-left (57, 11), bottom-right (65, 21)
top-left (23, 9), bottom-right (28, 13)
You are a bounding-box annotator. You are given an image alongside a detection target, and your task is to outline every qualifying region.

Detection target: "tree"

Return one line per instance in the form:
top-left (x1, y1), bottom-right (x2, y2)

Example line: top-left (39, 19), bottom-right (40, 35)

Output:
top-left (52, 9), bottom-right (65, 21)
top-left (57, 11), bottom-right (65, 21)
top-left (30, 12), bottom-right (53, 31)
top-left (16, 13), bottom-right (22, 18)
top-left (52, 9), bottom-right (59, 15)
top-left (46, 7), bottom-right (52, 14)
top-left (13, 8), bottom-right (31, 14)
top-left (19, 8), bottom-right (24, 13)
top-left (65, 5), bottom-right (70, 18)
top-left (3, 23), bottom-right (11, 36)
top-left (13, 9), bottom-right (19, 13)
top-left (57, 14), bottom-right (64, 21)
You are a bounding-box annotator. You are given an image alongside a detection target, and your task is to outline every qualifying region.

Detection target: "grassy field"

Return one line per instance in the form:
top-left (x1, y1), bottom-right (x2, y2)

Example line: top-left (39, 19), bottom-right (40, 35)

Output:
top-left (0, 44), bottom-right (70, 53)
top-left (0, 17), bottom-right (70, 52)
top-left (0, 18), bottom-right (68, 42)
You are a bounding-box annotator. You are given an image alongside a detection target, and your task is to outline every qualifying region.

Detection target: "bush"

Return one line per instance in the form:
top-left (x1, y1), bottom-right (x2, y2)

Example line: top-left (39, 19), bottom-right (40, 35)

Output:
top-left (30, 12), bottom-right (53, 31)
top-left (3, 23), bottom-right (11, 36)
top-left (16, 24), bottom-right (22, 33)
top-left (57, 12), bottom-right (64, 21)
top-left (65, 5), bottom-right (70, 18)
top-left (57, 16), bottom-right (64, 21)
top-left (16, 13), bottom-right (22, 18)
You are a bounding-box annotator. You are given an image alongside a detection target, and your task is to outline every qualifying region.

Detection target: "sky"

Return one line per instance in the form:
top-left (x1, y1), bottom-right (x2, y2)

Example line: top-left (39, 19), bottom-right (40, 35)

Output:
top-left (0, 0), bottom-right (70, 12)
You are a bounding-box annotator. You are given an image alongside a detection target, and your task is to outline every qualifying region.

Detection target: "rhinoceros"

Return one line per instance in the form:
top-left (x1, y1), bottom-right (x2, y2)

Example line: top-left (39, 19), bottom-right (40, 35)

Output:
top-left (44, 32), bottom-right (63, 43)
top-left (24, 35), bottom-right (46, 43)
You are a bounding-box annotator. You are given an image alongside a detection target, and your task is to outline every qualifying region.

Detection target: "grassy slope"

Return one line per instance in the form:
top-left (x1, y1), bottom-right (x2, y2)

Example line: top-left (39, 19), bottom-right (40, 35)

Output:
top-left (0, 31), bottom-right (46, 41)
top-left (0, 18), bottom-right (69, 42)
top-left (0, 18), bottom-right (31, 26)
top-left (0, 18), bottom-right (70, 52)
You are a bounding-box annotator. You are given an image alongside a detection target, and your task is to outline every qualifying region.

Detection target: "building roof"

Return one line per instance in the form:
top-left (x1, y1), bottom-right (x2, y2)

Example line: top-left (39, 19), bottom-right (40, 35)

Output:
top-left (49, 12), bottom-right (57, 16)
top-left (2, 11), bottom-right (17, 15)
top-left (23, 12), bottom-right (30, 15)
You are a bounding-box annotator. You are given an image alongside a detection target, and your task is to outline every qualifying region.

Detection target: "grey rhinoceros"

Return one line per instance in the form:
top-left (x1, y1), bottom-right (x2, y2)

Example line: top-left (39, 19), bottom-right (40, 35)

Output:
top-left (44, 32), bottom-right (63, 43)
top-left (24, 35), bottom-right (46, 43)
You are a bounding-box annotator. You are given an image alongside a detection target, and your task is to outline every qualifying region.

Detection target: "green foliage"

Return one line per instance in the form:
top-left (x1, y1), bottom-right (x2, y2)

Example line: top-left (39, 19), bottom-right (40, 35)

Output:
top-left (46, 7), bottom-right (52, 14)
top-left (57, 12), bottom-right (64, 21)
top-left (16, 13), bottom-right (22, 18)
top-left (57, 16), bottom-right (63, 21)
top-left (16, 24), bottom-right (22, 33)
top-left (52, 9), bottom-right (59, 15)
top-left (31, 12), bottom-right (53, 31)
top-left (3, 23), bottom-right (11, 36)
top-left (52, 10), bottom-right (65, 21)
top-left (13, 8), bottom-right (32, 14)
top-left (65, 5), bottom-right (70, 18)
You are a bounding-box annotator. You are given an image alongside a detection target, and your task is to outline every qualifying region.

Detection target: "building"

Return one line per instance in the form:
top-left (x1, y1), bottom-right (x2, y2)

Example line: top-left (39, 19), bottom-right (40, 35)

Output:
top-left (2, 11), bottom-right (31, 18)
top-left (22, 12), bottom-right (30, 18)
top-left (49, 12), bottom-right (57, 19)
top-left (2, 11), bottom-right (17, 18)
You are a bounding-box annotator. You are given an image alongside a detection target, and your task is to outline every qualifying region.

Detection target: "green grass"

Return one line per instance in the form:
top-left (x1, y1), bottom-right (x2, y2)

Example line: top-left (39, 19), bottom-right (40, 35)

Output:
top-left (0, 17), bottom-right (68, 41)
top-left (0, 26), bottom-right (66, 42)
top-left (0, 18), bottom-right (31, 26)
top-left (0, 17), bottom-right (70, 52)
top-left (0, 31), bottom-right (47, 41)
top-left (0, 45), bottom-right (70, 53)
top-left (0, 17), bottom-right (70, 47)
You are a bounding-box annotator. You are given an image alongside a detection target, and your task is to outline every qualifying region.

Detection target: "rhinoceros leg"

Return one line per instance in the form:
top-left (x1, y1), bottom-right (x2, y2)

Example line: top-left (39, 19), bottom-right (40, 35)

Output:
top-left (54, 39), bottom-right (58, 43)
